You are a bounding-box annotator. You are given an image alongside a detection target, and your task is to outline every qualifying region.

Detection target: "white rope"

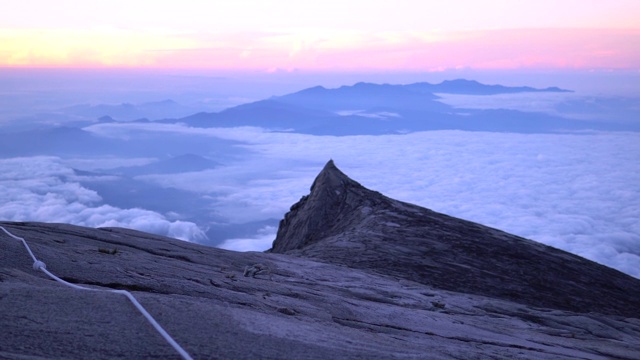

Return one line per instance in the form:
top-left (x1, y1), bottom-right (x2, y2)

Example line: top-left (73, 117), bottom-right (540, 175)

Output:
top-left (0, 225), bottom-right (193, 360)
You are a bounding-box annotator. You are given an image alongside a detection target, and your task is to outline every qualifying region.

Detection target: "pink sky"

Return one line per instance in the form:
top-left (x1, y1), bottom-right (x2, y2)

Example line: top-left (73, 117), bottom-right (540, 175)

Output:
top-left (1, 1), bottom-right (639, 71)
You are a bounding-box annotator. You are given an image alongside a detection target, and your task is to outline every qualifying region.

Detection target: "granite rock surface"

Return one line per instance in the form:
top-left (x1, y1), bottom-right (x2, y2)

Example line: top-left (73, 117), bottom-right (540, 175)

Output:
top-left (271, 160), bottom-right (640, 317)
top-left (1, 161), bottom-right (640, 359)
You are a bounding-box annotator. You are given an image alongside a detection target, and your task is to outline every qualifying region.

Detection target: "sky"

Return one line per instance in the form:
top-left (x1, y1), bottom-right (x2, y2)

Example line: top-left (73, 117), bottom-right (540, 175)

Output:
top-left (1, 0), bottom-right (639, 71)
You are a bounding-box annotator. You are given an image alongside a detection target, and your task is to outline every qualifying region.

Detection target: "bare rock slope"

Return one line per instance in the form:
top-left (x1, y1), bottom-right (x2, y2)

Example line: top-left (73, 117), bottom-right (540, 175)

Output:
top-left (1, 161), bottom-right (640, 359)
top-left (271, 160), bottom-right (640, 317)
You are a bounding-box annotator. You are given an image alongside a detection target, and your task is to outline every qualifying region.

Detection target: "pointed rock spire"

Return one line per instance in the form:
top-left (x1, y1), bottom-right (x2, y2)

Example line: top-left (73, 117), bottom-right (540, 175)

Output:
top-left (270, 160), bottom-right (386, 253)
top-left (270, 160), bottom-right (640, 317)
top-left (309, 159), bottom-right (361, 193)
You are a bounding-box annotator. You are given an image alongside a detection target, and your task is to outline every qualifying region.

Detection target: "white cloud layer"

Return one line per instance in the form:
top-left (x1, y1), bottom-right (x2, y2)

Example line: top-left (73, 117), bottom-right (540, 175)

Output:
top-left (0, 157), bottom-right (206, 242)
top-left (87, 123), bottom-right (640, 278)
top-left (61, 156), bottom-right (157, 171)
top-left (218, 226), bottom-right (278, 252)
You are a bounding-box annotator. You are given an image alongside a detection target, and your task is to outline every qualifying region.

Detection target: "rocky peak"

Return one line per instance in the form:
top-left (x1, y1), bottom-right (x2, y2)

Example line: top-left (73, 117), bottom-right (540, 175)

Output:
top-left (3, 160), bottom-right (640, 359)
top-left (270, 161), bottom-right (640, 318)
top-left (271, 160), bottom-right (390, 253)
top-left (310, 159), bottom-right (361, 193)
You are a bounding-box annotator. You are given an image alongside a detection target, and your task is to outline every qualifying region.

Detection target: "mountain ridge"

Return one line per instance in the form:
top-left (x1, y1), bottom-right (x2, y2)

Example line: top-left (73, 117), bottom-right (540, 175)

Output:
top-left (270, 160), bottom-right (640, 317)
top-left (169, 79), bottom-right (627, 134)
top-left (2, 160), bottom-right (640, 358)
top-left (409, 79), bottom-right (572, 95)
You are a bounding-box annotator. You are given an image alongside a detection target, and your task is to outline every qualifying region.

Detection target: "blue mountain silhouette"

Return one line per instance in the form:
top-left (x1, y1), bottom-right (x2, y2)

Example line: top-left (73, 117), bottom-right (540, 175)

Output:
top-left (169, 80), bottom-right (627, 134)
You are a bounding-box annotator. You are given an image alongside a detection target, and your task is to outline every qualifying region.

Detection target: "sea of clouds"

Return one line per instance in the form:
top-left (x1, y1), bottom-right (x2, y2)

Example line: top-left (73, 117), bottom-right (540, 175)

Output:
top-left (2, 121), bottom-right (639, 278)
top-left (0, 156), bottom-right (206, 242)
top-left (3, 69), bottom-right (639, 278)
top-left (81, 123), bottom-right (640, 278)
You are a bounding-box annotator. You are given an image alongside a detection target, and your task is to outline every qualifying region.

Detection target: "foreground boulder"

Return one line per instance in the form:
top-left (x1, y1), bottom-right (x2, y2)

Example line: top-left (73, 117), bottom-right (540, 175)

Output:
top-left (1, 161), bottom-right (640, 359)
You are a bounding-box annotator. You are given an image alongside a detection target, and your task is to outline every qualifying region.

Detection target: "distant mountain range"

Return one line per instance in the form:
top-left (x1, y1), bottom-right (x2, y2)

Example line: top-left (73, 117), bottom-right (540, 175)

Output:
top-left (61, 99), bottom-right (196, 122)
top-left (405, 79), bottom-right (572, 95)
top-left (102, 154), bottom-right (221, 177)
top-left (5, 79), bottom-right (635, 135)
top-left (166, 79), bottom-right (636, 134)
top-left (2, 99), bottom-right (199, 131)
top-left (0, 125), bottom-right (244, 158)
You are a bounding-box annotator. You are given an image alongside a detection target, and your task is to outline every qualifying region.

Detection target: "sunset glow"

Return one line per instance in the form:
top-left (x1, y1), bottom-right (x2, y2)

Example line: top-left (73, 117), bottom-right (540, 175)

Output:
top-left (1, 0), bottom-right (639, 71)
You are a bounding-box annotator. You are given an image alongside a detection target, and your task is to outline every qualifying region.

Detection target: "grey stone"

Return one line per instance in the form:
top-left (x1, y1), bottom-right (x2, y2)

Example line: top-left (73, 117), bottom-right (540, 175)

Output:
top-left (1, 160), bottom-right (640, 359)
top-left (271, 160), bottom-right (640, 318)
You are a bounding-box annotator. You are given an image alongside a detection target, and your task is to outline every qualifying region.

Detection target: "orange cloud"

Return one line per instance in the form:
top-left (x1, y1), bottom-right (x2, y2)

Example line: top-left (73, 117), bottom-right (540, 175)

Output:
top-left (0, 28), bottom-right (199, 67)
top-left (1, 28), bottom-right (638, 71)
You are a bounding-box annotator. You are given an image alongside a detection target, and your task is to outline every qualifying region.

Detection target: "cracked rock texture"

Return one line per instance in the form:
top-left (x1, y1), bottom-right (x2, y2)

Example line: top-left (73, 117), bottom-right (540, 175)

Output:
top-left (2, 161), bottom-right (640, 359)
